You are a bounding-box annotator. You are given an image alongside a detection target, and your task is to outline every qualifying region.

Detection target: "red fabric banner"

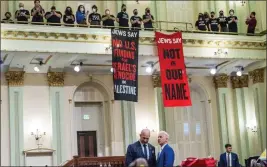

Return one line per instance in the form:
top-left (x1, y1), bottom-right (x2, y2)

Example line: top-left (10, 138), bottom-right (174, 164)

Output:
top-left (155, 31), bottom-right (192, 107)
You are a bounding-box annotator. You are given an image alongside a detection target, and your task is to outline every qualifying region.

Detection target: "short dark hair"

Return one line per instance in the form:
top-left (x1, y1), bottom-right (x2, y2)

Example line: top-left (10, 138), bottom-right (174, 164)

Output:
top-left (225, 144), bottom-right (232, 148)
top-left (34, 0), bottom-right (40, 3)
top-left (251, 12), bottom-right (256, 16)
top-left (121, 4), bottom-right (126, 9)
top-left (5, 12), bottom-right (11, 17)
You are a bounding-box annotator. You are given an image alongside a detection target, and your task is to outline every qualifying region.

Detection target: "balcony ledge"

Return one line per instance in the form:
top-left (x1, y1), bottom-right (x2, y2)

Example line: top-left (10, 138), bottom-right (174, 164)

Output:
top-left (1, 24), bottom-right (266, 50)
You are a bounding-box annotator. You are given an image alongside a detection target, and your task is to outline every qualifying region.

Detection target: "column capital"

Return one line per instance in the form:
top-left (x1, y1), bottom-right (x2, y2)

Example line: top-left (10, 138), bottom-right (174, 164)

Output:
top-left (152, 75), bottom-right (161, 88)
top-left (5, 71), bottom-right (25, 86)
top-left (231, 75), bottom-right (249, 89)
top-left (213, 74), bottom-right (229, 88)
top-left (47, 72), bottom-right (65, 86)
top-left (249, 68), bottom-right (265, 84)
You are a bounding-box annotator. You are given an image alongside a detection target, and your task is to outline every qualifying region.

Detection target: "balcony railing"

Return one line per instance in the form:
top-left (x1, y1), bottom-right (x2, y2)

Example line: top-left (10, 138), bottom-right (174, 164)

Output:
top-left (1, 20), bottom-right (265, 37)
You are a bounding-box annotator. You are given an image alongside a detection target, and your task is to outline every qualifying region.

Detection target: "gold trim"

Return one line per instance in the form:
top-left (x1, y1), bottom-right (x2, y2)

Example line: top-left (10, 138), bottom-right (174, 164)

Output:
top-left (152, 75), bottom-right (161, 88)
top-left (213, 74), bottom-right (229, 88)
top-left (5, 71), bottom-right (25, 86)
top-left (230, 75), bottom-right (248, 89)
top-left (47, 72), bottom-right (65, 86)
top-left (249, 68), bottom-right (265, 84)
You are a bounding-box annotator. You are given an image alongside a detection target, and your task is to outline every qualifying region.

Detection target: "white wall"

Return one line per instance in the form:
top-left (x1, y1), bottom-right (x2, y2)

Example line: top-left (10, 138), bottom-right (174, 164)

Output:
top-left (23, 86), bottom-right (51, 150)
top-left (1, 85), bottom-right (10, 166)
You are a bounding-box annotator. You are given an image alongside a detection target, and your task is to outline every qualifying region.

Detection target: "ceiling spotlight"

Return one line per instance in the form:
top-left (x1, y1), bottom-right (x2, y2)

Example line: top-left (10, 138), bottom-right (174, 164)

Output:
top-left (34, 60), bottom-right (43, 72)
top-left (110, 67), bottom-right (114, 72)
top-left (236, 66), bottom-right (244, 76)
top-left (210, 67), bottom-right (217, 75)
top-left (34, 66), bottom-right (40, 72)
top-left (74, 62), bottom-right (83, 72)
top-left (146, 66), bottom-right (152, 73)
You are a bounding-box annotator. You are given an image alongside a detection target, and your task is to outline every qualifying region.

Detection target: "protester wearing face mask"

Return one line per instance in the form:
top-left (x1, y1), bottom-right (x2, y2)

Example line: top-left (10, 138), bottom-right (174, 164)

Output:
top-left (130, 9), bottom-right (142, 30)
top-left (204, 12), bottom-right (210, 31)
top-left (208, 11), bottom-right (219, 32)
top-left (31, 0), bottom-right (45, 24)
top-left (227, 9), bottom-right (238, 33)
top-left (45, 6), bottom-right (62, 26)
top-left (15, 3), bottom-right (30, 24)
top-left (102, 9), bottom-right (115, 28)
top-left (142, 7), bottom-right (154, 31)
top-left (218, 10), bottom-right (228, 32)
top-left (246, 12), bottom-right (257, 35)
top-left (116, 4), bottom-right (129, 28)
top-left (76, 5), bottom-right (87, 26)
top-left (1, 12), bottom-right (13, 23)
top-left (195, 13), bottom-right (207, 31)
top-left (88, 5), bottom-right (101, 28)
top-left (63, 6), bottom-right (75, 27)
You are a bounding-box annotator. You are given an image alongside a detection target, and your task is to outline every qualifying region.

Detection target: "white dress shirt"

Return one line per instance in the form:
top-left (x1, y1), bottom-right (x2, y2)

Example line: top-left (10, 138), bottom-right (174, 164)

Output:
top-left (140, 141), bottom-right (149, 159)
top-left (226, 152), bottom-right (232, 167)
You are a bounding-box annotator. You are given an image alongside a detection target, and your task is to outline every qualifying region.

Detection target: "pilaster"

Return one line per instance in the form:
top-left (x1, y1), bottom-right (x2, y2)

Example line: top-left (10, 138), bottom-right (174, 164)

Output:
top-left (152, 75), bottom-right (166, 131)
top-left (249, 68), bottom-right (266, 150)
top-left (47, 72), bottom-right (65, 165)
top-left (121, 101), bottom-right (136, 153)
top-left (230, 75), bottom-right (249, 164)
top-left (5, 71), bottom-right (25, 166)
top-left (213, 74), bottom-right (230, 152)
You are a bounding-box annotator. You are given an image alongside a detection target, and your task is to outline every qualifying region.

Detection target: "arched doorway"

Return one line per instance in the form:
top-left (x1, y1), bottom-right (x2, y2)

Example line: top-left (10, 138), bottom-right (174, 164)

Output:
top-left (71, 81), bottom-right (112, 157)
top-left (164, 82), bottom-right (212, 164)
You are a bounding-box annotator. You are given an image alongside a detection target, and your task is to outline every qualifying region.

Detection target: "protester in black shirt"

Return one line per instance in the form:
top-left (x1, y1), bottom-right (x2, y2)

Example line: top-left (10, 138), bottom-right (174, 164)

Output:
top-left (130, 9), bottom-right (142, 30)
top-left (15, 3), bottom-right (30, 24)
top-left (204, 12), bottom-right (210, 31)
top-left (88, 5), bottom-right (101, 28)
top-left (227, 9), bottom-right (238, 33)
top-left (218, 10), bottom-right (228, 32)
top-left (102, 9), bottom-right (115, 28)
top-left (45, 6), bottom-right (62, 26)
top-left (116, 4), bottom-right (129, 29)
top-left (63, 6), bottom-right (75, 27)
top-left (31, 0), bottom-right (45, 24)
top-left (195, 13), bottom-right (207, 31)
top-left (142, 7), bottom-right (154, 30)
top-left (1, 12), bottom-right (13, 23)
top-left (208, 11), bottom-right (219, 32)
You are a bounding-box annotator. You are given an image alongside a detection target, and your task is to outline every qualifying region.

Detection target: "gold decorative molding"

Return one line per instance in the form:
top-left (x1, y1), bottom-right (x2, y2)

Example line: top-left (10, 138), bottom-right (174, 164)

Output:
top-left (1, 30), bottom-right (266, 49)
top-left (5, 71), bottom-right (25, 86)
top-left (213, 74), bottom-right (229, 88)
top-left (152, 75), bottom-right (161, 88)
top-left (68, 99), bottom-right (72, 104)
top-left (249, 68), bottom-right (265, 84)
top-left (230, 75), bottom-right (248, 89)
top-left (47, 72), bottom-right (65, 86)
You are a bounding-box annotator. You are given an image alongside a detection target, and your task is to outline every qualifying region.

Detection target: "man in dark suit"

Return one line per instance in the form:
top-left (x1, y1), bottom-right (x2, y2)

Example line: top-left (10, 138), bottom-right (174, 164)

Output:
top-left (157, 131), bottom-right (175, 167)
top-left (219, 144), bottom-right (240, 167)
top-left (125, 129), bottom-right (156, 167)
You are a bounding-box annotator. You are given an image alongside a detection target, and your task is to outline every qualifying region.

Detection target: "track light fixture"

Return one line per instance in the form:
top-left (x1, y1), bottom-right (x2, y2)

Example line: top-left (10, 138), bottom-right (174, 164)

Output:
top-left (210, 67), bottom-right (217, 75)
top-left (74, 62), bottom-right (83, 72)
top-left (236, 66), bottom-right (244, 76)
top-left (34, 60), bottom-right (43, 72)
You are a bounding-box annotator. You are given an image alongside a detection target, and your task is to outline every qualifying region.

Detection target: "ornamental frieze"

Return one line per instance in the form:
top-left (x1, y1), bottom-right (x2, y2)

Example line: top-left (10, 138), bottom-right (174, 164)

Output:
top-left (5, 71), bottom-right (25, 86)
top-left (249, 68), bottom-right (265, 84)
top-left (47, 72), bottom-right (65, 86)
top-left (1, 30), bottom-right (266, 49)
top-left (230, 75), bottom-right (249, 89)
top-left (213, 74), bottom-right (229, 88)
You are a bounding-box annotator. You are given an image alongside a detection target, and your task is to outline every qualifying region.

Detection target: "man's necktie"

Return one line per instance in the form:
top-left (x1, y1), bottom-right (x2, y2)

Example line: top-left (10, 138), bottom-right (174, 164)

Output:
top-left (227, 153), bottom-right (230, 167)
top-left (143, 144), bottom-right (148, 160)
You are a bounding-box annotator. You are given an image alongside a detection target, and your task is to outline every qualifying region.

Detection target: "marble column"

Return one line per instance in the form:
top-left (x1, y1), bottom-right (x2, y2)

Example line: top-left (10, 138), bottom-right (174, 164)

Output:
top-left (5, 71), bottom-right (25, 166)
top-left (230, 75), bottom-right (249, 164)
top-left (213, 74), bottom-right (230, 152)
top-left (249, 68), bottom-right (266, 150)
top-left (47, 72), bottom-right (65, 165)
top-left (121, 101), bottom-right (136, 153)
